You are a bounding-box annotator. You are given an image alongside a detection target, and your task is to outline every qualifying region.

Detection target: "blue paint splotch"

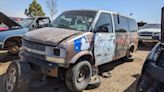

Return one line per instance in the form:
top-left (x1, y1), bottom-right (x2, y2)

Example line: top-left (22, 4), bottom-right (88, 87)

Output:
top-left (74, 36), bottom-right (90, 52)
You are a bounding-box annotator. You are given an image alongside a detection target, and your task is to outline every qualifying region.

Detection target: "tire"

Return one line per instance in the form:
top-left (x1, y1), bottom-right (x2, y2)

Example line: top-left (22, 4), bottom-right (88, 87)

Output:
top-left (4, 61), bottom-right (31, 92)
top-left (65, 61), bottom-right (92, 92)
top-left (87, 75), bottom-right (101, 89)
top-left (124, 47), bottom-right (134, 62)
top-left (5, 41), bottom-right (21, 55)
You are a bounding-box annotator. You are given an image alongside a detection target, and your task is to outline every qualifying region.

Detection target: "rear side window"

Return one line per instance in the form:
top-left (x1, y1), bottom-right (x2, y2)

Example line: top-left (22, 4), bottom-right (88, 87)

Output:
top-left (128, 19), bottom-right (138, 32)
top-left (95, 13), bottom-right (113, 33)
top-left (114, 14), bottom-right (129, 33)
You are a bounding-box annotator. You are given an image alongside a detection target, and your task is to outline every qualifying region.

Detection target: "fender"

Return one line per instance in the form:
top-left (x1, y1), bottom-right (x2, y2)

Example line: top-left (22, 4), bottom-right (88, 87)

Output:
top-left (1, 35), bottom-right (22, 48)
top-left (70, 50), bottom-right (93, 64)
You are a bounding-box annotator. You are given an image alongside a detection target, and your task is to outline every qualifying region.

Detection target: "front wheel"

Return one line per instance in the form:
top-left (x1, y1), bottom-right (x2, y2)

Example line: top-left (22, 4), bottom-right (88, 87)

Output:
top-left (4, 61), bottom-right (31, 92)
top-left (65, 61), bottom-right (92, 92)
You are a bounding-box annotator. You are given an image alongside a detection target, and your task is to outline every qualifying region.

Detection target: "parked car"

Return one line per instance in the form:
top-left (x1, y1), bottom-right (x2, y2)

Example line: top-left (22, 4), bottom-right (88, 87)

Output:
top-left (4, 10), bottom-right (138, 92)
top-left (136, 7), bottom-right (164, 92)
top-left (138, 23), bottom-right (161, 43)
top-left (0, 12), bottom-right (51, 55)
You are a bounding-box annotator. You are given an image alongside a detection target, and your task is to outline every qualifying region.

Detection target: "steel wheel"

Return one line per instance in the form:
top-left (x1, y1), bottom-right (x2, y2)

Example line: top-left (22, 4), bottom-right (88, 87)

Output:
top-left (5, 68), bottom-right (17, 92)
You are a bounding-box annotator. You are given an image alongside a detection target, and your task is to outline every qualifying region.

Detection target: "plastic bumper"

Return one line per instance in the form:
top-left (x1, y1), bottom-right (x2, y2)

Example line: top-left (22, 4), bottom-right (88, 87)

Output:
top-left (145, 62), bottom-right (164, 83)
top-left (139, 36), bottom-right (158, 42)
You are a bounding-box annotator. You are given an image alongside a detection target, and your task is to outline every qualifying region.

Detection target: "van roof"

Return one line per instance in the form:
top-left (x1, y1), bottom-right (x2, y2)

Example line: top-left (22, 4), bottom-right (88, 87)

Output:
top-left (64, 9), bottom-right (134, 20)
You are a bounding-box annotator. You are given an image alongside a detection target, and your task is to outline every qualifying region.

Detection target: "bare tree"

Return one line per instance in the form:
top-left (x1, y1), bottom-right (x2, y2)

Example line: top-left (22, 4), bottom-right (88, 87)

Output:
top-left (46, 0), bottom-right (57, 21)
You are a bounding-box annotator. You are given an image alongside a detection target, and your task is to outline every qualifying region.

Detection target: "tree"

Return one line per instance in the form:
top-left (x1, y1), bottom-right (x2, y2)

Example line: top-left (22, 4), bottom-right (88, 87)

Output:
top-left (46, 0), bottom-right (57, 21)
top-left (25, 0), bottom-right (45, 17)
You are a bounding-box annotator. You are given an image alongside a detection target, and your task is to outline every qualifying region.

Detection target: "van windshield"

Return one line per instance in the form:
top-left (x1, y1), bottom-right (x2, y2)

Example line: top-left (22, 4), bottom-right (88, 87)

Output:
top-left (52, 11), bottom-right (97, 31)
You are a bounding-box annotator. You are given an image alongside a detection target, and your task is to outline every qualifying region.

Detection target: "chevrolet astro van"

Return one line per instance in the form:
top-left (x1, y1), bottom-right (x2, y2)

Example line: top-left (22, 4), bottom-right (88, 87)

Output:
top-left (4, 10), bottom-right (138, 92)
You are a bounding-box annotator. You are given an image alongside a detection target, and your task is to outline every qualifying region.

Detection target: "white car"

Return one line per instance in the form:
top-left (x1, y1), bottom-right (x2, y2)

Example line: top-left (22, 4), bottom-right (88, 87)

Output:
top-left (138, 24), bottom-right (161, 43)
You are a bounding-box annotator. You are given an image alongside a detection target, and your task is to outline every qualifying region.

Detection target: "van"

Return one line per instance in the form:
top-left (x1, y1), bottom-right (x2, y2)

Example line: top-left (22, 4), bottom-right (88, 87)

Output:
top-left (4, 10), bottom-right (138, 92)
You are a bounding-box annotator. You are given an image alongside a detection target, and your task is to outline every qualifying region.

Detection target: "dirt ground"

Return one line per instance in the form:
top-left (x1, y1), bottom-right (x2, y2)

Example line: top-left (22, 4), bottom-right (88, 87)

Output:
top-left (0, 43), bottom-right (156, 92)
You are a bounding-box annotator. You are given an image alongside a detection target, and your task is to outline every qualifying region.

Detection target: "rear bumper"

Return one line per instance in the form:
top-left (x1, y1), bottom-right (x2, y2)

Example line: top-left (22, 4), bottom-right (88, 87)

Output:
top-left (145, 62), bottom-right (164, 83)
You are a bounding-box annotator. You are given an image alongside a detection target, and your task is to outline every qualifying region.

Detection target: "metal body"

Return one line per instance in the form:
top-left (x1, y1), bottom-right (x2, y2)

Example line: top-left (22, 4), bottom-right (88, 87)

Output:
top-left (0, 12), bottom-right (51, 51)
top-left (21, 9), bottom-right (138, 75)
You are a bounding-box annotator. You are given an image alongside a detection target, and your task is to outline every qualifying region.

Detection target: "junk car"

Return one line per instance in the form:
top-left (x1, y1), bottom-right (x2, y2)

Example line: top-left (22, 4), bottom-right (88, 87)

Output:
top-left (4, 9), bottom-right (138, 92)
top-left (0, 12), bottom-right (51, 56)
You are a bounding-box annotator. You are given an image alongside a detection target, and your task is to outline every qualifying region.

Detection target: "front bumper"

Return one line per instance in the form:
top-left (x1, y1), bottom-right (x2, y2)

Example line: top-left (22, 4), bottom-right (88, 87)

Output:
top-left (145, 62), bottom-right (164, 83)
top-left (20, 50), bottom-right (68, 70)
top-left (139, 36), bottom-right (158, 42)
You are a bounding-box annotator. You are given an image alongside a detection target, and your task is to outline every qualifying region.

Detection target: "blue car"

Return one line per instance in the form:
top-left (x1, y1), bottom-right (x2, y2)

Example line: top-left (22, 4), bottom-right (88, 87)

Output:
top-left (0, 12), bottom-right (51, 55)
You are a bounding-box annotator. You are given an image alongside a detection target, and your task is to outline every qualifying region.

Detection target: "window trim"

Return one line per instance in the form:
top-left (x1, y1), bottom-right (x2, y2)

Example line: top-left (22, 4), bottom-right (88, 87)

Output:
top-left (94, 12), bottom-right (114, 33)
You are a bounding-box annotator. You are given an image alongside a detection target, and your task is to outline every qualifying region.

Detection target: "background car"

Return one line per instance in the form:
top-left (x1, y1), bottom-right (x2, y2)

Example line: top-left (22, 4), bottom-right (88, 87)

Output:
top-left (0, 11), bottom-right (51, 58)
top-left (138, 23), bottom-right (161, 44)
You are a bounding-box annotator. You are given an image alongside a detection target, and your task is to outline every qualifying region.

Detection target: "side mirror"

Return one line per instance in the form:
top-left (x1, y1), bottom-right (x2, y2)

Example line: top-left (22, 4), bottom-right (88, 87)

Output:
top-left (96, 23), bottom-right (110, 32)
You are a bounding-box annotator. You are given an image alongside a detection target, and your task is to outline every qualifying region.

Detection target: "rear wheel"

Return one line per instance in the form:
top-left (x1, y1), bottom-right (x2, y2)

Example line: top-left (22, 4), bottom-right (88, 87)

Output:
top-left (4, 61), bottom-right (31, 92)
top-left (124, 46), bottom-right (134, 62)
top-left (65, 61), bottom-right (92, 92)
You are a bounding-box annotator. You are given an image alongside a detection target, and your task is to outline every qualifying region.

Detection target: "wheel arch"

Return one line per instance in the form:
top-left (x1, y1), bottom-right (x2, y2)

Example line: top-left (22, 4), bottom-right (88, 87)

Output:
top-left (70, 51), bottom-right (95, 66)
top-left (129, 43), bottom-right (135, 52)
top-left (3, 36), bottom-right (22, 48)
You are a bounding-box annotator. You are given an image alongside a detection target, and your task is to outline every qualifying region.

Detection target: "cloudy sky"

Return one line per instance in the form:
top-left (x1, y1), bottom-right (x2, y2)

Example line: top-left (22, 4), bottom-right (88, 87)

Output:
top-left (0, 0), bottom-right (164, 23)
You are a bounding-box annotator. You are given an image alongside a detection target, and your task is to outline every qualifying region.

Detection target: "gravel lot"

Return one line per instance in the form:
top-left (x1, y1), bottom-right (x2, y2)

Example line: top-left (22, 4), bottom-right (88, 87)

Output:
top-left (0, 43), bottom-right (156, 92)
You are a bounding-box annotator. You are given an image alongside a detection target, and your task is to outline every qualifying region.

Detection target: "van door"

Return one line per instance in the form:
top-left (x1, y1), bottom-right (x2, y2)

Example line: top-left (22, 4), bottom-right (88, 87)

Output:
top-left (113, 15), bottom-right (129, 59)
top-left (94, 13), bottom-right (116, 66)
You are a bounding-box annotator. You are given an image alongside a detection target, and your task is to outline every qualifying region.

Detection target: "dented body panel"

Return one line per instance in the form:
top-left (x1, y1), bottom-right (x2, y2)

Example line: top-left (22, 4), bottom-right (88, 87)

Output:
top-left (21, 10), bottom-right (138, 69)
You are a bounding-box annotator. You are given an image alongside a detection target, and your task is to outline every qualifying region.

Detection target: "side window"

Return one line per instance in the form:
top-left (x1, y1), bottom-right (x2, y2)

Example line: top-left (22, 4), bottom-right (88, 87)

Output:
top-left (95, 13), bottom-right (113, 33)
top-left (114, 14), bottom-right (129, 33)
top-left (128, 19), bottom-right (138, 32)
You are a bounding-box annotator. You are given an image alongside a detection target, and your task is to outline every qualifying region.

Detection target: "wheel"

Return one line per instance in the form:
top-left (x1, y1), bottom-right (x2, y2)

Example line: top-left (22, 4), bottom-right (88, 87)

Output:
top-left (124, 46), bottom-right (134, 62)
top-left (4, 40), bottom-right (21, 55)
top-left (87, 75), bottom-right (101, 89)
top-left (65, 61), bottom-right (92, 92)
top-left (4, 61), bottom-right (31, 92)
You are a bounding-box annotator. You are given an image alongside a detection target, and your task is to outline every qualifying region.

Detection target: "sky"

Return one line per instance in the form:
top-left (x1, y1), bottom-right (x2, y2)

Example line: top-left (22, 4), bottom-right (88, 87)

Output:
top-left (0, 0), bottom-right (164, 23)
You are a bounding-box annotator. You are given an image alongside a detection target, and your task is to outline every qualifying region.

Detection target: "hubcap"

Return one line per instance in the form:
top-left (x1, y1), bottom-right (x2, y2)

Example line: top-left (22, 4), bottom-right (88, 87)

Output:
top-left (77, 66), bottom-right (89, 83)
top-left (6, 68), bottom-right (17, 92)
top-left (77, 69), bottom-right (86, 82)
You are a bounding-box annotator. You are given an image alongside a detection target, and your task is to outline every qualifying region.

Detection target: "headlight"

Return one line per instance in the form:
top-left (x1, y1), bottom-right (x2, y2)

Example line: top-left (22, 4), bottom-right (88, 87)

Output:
top-left (138, 32), bottom-right (141, 36)
top-left (45, 46), bottom-right (66, 63)
top-left (45, 46), bottom-right (66, 58)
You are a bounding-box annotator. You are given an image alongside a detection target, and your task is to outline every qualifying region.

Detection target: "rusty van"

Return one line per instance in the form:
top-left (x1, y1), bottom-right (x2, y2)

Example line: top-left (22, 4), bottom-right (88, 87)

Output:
top-left (4, 10), bottom-right (138, 92)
